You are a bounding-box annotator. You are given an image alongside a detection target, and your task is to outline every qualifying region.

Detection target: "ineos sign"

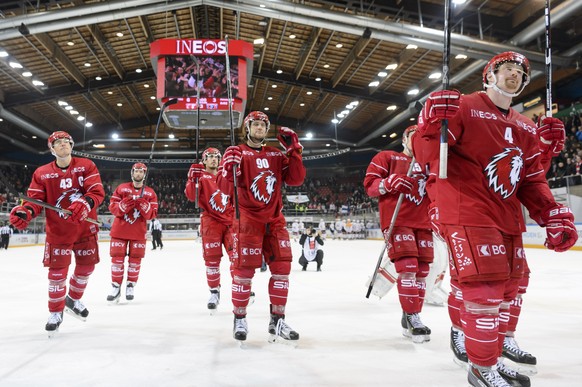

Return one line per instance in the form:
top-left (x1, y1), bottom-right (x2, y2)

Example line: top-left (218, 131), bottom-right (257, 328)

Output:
top-left (175, 40), bottom-right (226, 55)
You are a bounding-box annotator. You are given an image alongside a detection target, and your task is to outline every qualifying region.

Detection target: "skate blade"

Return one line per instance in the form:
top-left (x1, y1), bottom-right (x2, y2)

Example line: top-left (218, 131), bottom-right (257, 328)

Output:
top-left (411, 334), bottom-right (430, 344)
top-left (500, 358), bottom-right (538, 376)
top-left (208, 308), bottom-right (217, 316)
top-left (453, 357), bottom-right (470, 371)
top-left (402, 329), bottom-right (430, 343)
top-left (107, 297), bottom-right (120, 305)
top-left (268, 334), bottom-right (298, 348)
top-left (64, 307), bottom-right (87, 322)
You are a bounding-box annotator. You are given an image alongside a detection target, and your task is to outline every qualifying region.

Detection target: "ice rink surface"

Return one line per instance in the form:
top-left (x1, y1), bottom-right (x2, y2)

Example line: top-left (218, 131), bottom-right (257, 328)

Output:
top-left (0, 239), bottom-right (580, 387)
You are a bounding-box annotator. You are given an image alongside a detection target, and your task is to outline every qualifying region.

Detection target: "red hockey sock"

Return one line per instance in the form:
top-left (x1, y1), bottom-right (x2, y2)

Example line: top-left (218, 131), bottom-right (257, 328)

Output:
top-left (111, 256), bottom-right (125, 285)
top-left (48, 267), bottom-right (68, 312)
top-left (127, 257), bottom-right (142, 283)
top-left (461, 306), bottom-right (500, 367)
top-left (205, 262), bottom-right (220, 289)
top-left (68, 264), bottom-right (95, 300)
top-left (448, 281), bottom-right (463, 328)
top-left (397, 272), bottom-right (420, 313)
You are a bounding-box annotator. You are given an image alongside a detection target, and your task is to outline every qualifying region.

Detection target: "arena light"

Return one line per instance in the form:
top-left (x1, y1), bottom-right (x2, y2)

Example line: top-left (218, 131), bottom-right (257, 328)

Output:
top-left (429, 71), bottom-right (442, 80)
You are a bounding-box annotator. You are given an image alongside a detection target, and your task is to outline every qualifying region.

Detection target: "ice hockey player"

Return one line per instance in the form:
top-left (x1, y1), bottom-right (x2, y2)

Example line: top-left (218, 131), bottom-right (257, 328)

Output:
top-left (364, 125), bottom-right (433, 344)
top-left (9, 131), bottom-right (105, 336)
top-left (107, 163), bottom-right (158, 303)
top-left (218, 111), bottom-right (305, 344)
top-left (413, 51), bottom-right (576, 387)
top-left (185, 147), bottom-right (234, 313)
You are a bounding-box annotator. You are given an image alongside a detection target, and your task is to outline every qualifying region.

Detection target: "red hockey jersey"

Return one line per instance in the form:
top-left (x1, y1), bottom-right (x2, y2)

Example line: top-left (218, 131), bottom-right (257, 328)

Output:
top-left (413, 91), bottom-right (556, 235)
top-left (109, 183), bottom-right (158, 240)
top-left (185, 170), bottom-right (233, 226)
top-left (364, 151), bottom-right (430, 230)
top-left (218, 144), bottom-right (305, 222)
top-left (24, 157), bottom-right (105, 243)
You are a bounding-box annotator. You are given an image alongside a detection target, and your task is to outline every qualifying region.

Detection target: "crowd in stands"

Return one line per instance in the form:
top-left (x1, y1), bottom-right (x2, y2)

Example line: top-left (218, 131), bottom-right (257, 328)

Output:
top-left (533, 107), bottom-right (582, 188)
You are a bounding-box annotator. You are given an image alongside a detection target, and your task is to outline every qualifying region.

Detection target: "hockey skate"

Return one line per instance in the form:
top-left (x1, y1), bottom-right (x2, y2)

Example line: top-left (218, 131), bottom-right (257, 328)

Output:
top-left (268, 314), bottom-right (299, 346)
top-left (401, 312), bottom-right (431, 343)
top-left (45, 311), bottom-right (63, 338)
top-left (468, 364), bottom-right (512, 387)
top-left (107, 283), bottom-right (121, 304)
top-left (249, 291), bottom-right (256, 306)
top-left (501, 336), bottom-right (537, 376)
top-left (450, 327), bottom-right (469, 369)
top-left (233, 316), bottom-right (248, 344)
top-left (207, 287), bottom-right (220, 315)
top-left (64, 295), bottom-right (89, 322)
top-left (496, 360), bottom-right (531, 387)
top-left (126, 282), bottom-right (135, 301)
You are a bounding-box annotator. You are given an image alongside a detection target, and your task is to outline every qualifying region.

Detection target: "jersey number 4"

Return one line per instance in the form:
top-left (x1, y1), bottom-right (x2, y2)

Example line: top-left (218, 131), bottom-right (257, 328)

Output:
top-left (504, 127), bottom-right (514, 144)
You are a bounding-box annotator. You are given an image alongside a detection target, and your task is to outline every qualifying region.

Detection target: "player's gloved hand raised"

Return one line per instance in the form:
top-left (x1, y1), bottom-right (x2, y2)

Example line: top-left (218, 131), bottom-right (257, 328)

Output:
top-left (277, 127), bottom-right (303, 154)
top-left (68, 197), bottom-right (91, 224)
top-left (541, 205), bottom-right (578, 252)
top-left (382, 173), bottom-right (415, 194)
top-left (188, 163), bottom-right (205, 182)
top-left (222, 146), bottom-right (242, 181)
top-left (118, 196), bottom-right (135, 214)
top-left (422, 89), bottom-right (461, 125)
top-left (537, 115), bottom-right (565, 156)
top-left (136, 197), bottom-right (151, 215)
top-left (10, 205), bottom-right (32, 230)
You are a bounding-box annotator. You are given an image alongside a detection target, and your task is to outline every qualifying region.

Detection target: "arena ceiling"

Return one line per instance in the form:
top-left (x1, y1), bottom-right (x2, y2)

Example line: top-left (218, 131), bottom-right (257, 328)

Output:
top-left (0, 0), bottom-right (581, 163)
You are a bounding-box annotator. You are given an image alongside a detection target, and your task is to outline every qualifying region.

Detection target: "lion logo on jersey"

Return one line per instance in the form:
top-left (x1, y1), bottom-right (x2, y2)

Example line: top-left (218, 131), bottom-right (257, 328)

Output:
top-left (484, 147), bottom-right (523, 199)
top-left (55, 188), bottom-right (82, 219)
top-left (123, 207), bottom-right (140, 224)
top-left (406, 175), bottom-right (426, 205)
top-left (250, 171), bottom-right (277, 204)
top-left (209, 190), bottom-right (229, 213)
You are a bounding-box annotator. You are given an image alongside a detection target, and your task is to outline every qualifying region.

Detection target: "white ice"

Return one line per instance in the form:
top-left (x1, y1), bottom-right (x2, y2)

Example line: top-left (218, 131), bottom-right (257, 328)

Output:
top-left (0, 239), bottom-right (580, 387)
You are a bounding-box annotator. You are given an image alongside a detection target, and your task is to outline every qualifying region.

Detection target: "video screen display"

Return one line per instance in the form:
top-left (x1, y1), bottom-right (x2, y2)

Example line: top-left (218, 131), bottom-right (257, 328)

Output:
top-left (164, 55), bottom-right (239, 99)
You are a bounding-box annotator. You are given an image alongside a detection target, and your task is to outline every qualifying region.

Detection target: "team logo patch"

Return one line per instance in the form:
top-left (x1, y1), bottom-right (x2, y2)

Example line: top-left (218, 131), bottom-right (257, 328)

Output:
top-left (123, 208), bottom-right (140, 224)
top-left (55, 188), bottom-right (82, 219)
top-left (250, 171), bottom-right (277, 204)
top-left (484, 147), bottom-right (523, 199)
top-left (406, 175), bottom-right (426, 205)
top-left (209, 190), bottom-right (229, 213)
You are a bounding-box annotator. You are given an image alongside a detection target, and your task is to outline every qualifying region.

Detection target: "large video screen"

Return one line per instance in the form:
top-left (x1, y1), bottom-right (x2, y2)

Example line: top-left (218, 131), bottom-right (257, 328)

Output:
top-left (164, 55), bottom-right (239, 99)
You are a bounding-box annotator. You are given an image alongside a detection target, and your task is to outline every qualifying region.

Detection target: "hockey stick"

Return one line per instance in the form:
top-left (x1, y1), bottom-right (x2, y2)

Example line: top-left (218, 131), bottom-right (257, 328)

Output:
top-left (365, 157), bottom-right (416, 298)
top-left (224, 35), bottom-right (240, 219)
top-left (140, 98), bottom-right (178, 197)
top-left (193, 56), bottom-right (201, 209)
top-left (18, 195), bottom-right (102, 226)
top-left (0, 166), bottom-right (101, 227)
top-left (439, 0), bottom-right (452, 179)
top-left (544, 0), bottom-right (552, 118)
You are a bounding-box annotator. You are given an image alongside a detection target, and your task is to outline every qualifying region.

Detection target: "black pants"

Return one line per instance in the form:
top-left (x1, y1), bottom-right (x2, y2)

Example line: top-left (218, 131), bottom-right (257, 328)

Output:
top-left (152, 230), bottom-right (163, 249)
top-left (0, 235), bottom-right (8, 249)
top-left (299, 250), bottom-right (323, 270)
